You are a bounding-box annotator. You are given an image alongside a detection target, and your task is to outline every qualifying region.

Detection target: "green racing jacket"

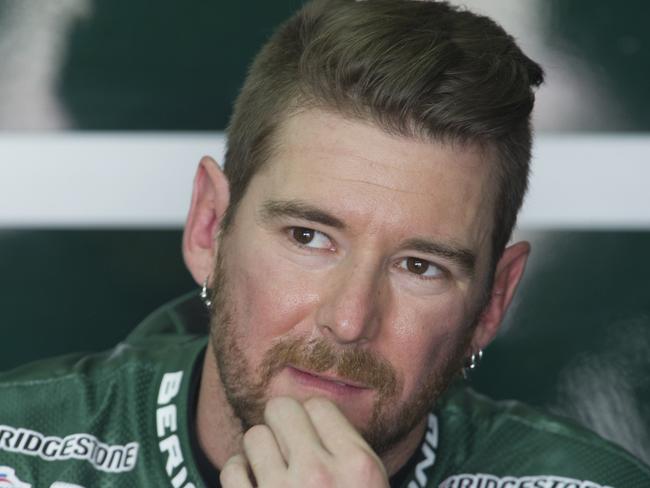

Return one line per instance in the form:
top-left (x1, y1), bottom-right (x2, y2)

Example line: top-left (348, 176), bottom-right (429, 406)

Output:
top-left (1, 293), bottom-right (649, 488)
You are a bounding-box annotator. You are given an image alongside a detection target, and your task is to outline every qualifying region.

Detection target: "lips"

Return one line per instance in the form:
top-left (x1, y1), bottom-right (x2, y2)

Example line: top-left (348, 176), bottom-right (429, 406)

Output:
top-left (287, 366), bottom-right (370, 395)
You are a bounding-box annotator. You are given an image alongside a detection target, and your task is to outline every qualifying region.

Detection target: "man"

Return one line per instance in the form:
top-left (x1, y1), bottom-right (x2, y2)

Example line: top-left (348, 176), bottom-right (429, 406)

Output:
top-left (1, 1), bottom-right (649, 487)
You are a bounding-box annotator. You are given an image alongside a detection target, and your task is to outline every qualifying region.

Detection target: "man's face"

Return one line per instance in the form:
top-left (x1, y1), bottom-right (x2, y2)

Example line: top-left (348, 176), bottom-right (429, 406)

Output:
top-left (209, 109), bottom-right (495, 454)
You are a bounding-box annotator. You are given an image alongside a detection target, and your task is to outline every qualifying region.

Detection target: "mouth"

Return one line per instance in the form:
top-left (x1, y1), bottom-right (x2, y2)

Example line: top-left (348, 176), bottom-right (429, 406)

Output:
top-left (287, 366), bottom-right (371, 396)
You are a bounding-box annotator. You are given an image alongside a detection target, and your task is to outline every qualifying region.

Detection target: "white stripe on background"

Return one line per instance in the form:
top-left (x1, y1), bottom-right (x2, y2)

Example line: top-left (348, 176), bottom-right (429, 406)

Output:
top-left (0, 132), bottom-right (648, 228)
top-left (520, 134), bottom-right (650, 229)
top-left (0, 132), bottom-right (225, 227)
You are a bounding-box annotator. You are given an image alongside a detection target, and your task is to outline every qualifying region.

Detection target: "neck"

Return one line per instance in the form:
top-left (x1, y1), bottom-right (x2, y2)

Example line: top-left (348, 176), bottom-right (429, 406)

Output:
top-left (195, 342), bottom-right (244, 470)
top-left (380, 417), bottom-right (428, 477)
top-left (195, 341), bottom-right (428, 477)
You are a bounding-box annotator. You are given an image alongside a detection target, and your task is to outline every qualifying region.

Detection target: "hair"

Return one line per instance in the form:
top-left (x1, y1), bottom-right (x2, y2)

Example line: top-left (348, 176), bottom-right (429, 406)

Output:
top-left (222, 0), bottom-right (544, 267)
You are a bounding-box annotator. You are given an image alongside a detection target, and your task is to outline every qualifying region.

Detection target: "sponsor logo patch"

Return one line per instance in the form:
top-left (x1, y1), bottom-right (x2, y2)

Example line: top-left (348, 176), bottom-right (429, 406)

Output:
top-left (0, 466), bottom-right (31, 487)
top-left (0, 425), bottom-right (138, 473)
top-left (440, 473), bottom-right (613, 488)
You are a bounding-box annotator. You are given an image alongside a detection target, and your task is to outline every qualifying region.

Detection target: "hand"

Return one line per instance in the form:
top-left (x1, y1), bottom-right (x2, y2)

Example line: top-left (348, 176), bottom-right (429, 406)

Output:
top-left (220, 396), bottom-right (390, 488)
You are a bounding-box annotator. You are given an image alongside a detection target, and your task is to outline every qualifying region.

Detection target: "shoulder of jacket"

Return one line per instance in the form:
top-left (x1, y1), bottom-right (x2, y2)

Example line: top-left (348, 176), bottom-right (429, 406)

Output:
top-left (435, 385), bottom-right (650, 483)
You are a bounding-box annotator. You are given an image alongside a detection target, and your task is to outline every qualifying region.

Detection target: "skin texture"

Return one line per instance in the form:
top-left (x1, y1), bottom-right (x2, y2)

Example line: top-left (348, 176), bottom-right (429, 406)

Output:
top-left (182, 109), bottom-right (530, 486)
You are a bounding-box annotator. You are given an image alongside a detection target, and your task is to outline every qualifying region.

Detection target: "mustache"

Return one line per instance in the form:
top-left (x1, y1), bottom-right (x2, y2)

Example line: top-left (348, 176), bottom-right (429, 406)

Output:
top-left (257, 337), bottom-right (400, 398)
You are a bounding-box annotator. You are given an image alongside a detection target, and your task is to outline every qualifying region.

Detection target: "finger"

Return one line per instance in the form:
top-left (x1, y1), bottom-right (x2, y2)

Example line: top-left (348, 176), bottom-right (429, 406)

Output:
top-left (303, 398), bottom-right (389, 484)
top-left (220, 454), bottom-right (254, 488)
top-left (302, 397), bottom-right (372, 455)
top-left (243, 424), bottom-right (287, 483)
top-left (263, 396), bottom-right (323, 462)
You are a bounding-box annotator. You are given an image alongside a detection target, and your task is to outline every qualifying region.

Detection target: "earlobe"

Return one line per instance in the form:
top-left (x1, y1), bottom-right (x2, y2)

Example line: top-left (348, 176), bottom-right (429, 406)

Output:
top-left (470, 241), bottom-right (531, 352)
top-left (182, 156), bottom-right (231, 285)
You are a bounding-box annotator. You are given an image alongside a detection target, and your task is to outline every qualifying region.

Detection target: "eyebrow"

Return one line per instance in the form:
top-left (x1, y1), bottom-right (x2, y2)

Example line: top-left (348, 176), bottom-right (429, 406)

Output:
top-left (259, 199), bottom-right (346, 229)
top-left (402, 238), bottom-right (477, 277)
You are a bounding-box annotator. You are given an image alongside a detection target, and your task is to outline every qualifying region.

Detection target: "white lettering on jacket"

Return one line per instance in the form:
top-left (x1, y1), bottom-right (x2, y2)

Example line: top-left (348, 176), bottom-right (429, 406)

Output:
top-left (439, 473), bottom-right (614, 488)
top-left (157, 371), bottom-right (196, 488)
top-left (0, 426), bottom-right (138, 473)
top-left (408, 413), bottom-right (439, 488)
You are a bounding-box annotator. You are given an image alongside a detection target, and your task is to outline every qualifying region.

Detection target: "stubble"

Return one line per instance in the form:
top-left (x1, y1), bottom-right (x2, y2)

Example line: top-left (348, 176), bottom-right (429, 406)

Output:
top-left (208, 249), bottom-right (473, 455)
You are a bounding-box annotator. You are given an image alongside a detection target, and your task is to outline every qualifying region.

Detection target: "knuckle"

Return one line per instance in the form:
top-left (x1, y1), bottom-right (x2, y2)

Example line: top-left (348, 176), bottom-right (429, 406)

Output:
top-left (297, 459), bottom-right (335, 487)
top-left (344, 448), bottom-right (387, 483)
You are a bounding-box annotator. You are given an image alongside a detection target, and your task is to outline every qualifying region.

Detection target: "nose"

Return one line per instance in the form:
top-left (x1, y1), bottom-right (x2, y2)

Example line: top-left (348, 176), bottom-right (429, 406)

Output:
top-left (314, 258), bottom-right (384, 344)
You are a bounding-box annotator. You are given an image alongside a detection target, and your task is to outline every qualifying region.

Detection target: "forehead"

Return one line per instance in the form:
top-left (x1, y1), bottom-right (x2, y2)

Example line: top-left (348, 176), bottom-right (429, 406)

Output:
top-left (249, 109), bottom-right (495, 253)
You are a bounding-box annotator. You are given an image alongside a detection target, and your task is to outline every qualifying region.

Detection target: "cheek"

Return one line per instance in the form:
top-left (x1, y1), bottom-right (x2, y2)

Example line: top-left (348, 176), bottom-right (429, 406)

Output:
top-left (383, 295), bottom-right (470, 393)
top-left (225, 246), bottom-right (320, 341)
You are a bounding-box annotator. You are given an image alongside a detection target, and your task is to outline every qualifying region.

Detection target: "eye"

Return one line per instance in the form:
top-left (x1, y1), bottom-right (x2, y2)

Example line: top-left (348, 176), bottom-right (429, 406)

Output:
top-left (290, 227), bottom-right (333, 250)
top-left (399, 257), bottom-right (443, 279)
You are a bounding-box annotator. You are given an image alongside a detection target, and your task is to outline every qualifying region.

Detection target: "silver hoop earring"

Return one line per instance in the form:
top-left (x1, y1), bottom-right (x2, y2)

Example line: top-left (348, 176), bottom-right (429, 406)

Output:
top-left (200, 278), bottom-right (212, 309)
top-left (462, 349), bottom-right (483, 379)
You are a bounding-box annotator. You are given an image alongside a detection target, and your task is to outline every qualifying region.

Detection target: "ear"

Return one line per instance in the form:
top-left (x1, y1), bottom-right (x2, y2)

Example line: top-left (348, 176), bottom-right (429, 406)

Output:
top-left (182, 156), bottom-right (230, 285)
top-left (470, 241), bottom-right (530, 352)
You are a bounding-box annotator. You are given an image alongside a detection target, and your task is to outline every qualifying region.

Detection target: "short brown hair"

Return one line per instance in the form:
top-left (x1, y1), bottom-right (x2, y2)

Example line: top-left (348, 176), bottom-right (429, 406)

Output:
top-left (222, 0), bottom-right (544, 265)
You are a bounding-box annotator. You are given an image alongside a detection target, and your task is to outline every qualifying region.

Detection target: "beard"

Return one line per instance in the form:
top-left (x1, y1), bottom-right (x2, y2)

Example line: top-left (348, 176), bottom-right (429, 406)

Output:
top-left (208, 250), bottom-right (475, 456)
